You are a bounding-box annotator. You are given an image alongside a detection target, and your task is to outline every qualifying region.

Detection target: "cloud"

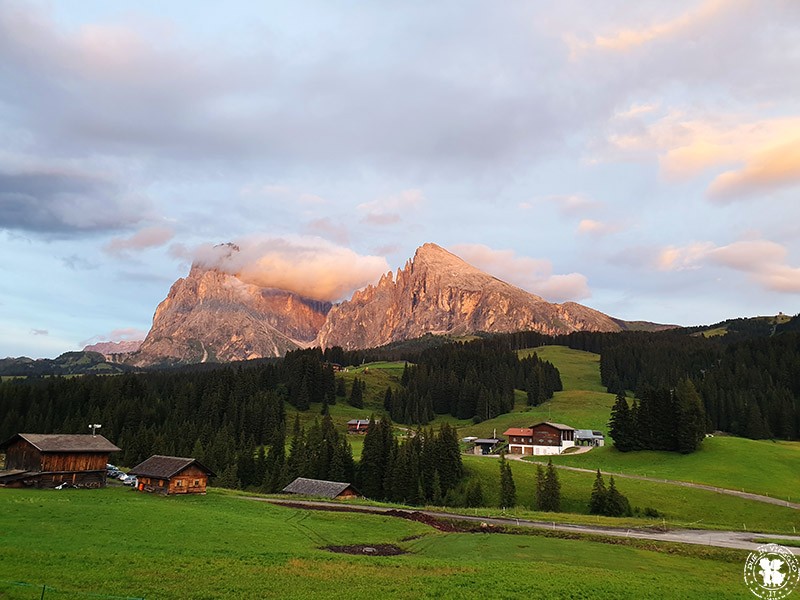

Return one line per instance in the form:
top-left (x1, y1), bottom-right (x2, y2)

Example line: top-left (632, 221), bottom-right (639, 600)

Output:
top-left (526, 194), bottom-right (602, 217)
top-left (305, 218), bottom-right (350, 245)
top-left (62, 254), bottom-right (99, 271)
top-left (358, 189), bottom-right (424, 226)
top-left (31, 329), bottom-right (48, 336)
top-left (103, 226), bottom-right (175, 256)
top-left (80, 328), bottom-right (148, 347)
top-left (449, 243), bottom-right (591, 302)
top-left (707, 137), bottom-right (800, 201)
top-left (576, 0), bottom-right (731, 54)
top-left (193, 236), bottom-right (390, 302)
top-left (577, 219), bottom-right (625, 236)
top-left (657, 239), bottom-right (800, 293)
top-left (601, 109), bottom-right (800, 201)
top-left (0, 168), bottom-right (153, 235)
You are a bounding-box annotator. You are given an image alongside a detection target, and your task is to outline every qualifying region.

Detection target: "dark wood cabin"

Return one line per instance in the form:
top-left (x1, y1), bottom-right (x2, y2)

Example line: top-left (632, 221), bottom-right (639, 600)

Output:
top-left (129, 455), bottom-right (215, 495)
top-left (504, 421), bottom-right (576, 456)
top-left (0, 433), bottom-right (121, 488)
top-left (282, 477), bottom-right (360, 499)
top-left (347, 419), bottom-right (372, 434)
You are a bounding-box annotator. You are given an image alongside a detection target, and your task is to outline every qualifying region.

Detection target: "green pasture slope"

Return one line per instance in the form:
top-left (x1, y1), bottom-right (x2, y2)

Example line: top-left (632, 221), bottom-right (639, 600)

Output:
top-left (551, 436), bottom-right (800, 500)
top-left (460, 346), bottom-right (617, 439)
top-left (461, 455), bottom-right (799, 535)
top-left (464, 345), bottom-right (799, 501)
top-left (0, 487), bottom-right (755, 599)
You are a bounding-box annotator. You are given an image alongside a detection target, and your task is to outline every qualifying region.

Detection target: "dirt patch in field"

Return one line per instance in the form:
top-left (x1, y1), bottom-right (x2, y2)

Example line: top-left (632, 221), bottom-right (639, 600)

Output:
top-left (325, 544), bottom-right (407, 556)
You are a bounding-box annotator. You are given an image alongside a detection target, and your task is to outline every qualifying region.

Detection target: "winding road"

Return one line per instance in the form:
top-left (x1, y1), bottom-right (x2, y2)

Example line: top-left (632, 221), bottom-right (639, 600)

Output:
top-left (254, 497), bottom-right (800, 555)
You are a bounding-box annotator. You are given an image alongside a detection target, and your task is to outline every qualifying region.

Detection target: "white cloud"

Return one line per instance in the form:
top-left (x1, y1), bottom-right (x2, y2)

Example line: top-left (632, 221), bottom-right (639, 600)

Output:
top-left (657, 239), bottom-right (800, 293)
top-left (104, 226), bottom-right (174, 256)
top-left (193, 236), bottom-right (390, 302)
top-left (358, 189), bottom-right (424, 226)
top-left (449, 243), bottom-right (591, 302)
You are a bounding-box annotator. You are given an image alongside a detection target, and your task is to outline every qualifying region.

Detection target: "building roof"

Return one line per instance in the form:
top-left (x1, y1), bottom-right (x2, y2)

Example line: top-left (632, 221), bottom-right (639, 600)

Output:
top-left (282, 477), bottom-right (359, 498)
top-left (0, 433), bottom-right (121, 453)
top-left (575, 429), bottom-right (605, 439)
top-left (503, 428), bottom-right (533, 437)
top-left (347, 419), bottom-right (371, 426)
top-left (531, 421), bottom-right (575, 431)
top-left (129, 455), bottom-right (216, 479)
top-left (474, 438), bottom-right (502, 444)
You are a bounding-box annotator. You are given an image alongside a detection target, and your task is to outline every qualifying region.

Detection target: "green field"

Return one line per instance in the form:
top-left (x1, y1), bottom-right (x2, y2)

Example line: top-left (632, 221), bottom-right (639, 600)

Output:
top-left (549, 436), bottom-right (800, 500)
top-left (459, 346), bottom-right (617, 439)
top-left (0, 487), bottom-right (758, 599)
top-left (460, 456), bottom-right (800, 534)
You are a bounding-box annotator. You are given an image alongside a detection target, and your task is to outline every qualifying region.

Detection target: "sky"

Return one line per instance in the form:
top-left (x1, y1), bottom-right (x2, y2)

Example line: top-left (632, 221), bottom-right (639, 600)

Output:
top-left (2, 0), bottom-right (800, 358)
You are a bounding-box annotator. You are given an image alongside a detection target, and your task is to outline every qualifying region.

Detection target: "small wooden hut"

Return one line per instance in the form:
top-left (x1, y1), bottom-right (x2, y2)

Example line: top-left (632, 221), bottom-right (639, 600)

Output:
top-left (129, 455), bottom-right (215, 495)
top-left (0, 433), bottom-right (121, 488)
top-left (282, 477), bottom-right (360, 499)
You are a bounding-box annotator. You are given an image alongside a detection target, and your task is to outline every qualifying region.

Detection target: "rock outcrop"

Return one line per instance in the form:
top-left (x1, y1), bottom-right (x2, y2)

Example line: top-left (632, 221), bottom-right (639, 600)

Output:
top-left (128, 266), bottom-right (331, 367)
top-left (315, 243), bottom-right (621, 350)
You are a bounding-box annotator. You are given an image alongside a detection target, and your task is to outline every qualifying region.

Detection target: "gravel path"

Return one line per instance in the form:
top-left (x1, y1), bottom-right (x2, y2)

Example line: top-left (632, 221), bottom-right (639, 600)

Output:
top-left (256, 497), bottom-right (800, 555)
top-left (499, 454), bottom-right (800, 510)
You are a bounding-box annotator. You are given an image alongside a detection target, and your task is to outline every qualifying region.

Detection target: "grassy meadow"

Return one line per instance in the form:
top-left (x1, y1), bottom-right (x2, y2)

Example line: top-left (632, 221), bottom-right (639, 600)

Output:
top-left (0, 487), bottom-right (757, 599)
top-left (460, 455), bottom-right (800, 534)
top-left (549, 436), bottom-right (800, 500)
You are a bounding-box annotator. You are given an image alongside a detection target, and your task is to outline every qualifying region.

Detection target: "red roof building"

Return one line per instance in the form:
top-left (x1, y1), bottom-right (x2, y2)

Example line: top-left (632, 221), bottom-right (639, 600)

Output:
top-left (502, 422), bottom-right (576, 456)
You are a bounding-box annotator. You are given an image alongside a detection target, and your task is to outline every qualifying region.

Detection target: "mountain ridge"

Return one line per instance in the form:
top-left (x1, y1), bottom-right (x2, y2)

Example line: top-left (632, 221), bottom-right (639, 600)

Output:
top-left (126, 242), bottom-right (648, 366)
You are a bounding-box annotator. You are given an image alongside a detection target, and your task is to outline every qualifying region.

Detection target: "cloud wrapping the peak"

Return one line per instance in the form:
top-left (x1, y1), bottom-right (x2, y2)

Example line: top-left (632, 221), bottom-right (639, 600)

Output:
top-left (193, 236), bottom-right (390, 302)
top-left (449, 243), bottom-right (591, 302)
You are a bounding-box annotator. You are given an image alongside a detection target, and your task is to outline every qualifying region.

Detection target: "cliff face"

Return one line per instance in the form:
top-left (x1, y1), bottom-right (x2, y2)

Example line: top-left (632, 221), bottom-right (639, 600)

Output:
top-left (128, 266), bottom-right (331, 367)
top-left (315, 243), bottom-right (621, 350)
top-left (131, 242), bottom-right (625, 365)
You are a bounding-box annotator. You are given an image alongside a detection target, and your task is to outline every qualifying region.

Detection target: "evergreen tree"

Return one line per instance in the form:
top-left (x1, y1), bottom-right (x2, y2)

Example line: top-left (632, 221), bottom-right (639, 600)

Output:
top-left (588, 469), bottom-right (607, 515)
top-left (535, 464), bottom-right (546, 511)
top-left (674, 378), bottom-right (707, 453)
top-left (608, 392), bottom-right (635, 452)
top-left (465, 480), bottom-right (484, 508)
top-left (499, 454), bottom-right (516, 508)
top-left (335, 378), bottom-right (346, 397)
top-left (348, 377), bottom-right (364, 408)
top-left (539, 459), bottom-right (561, 512)
top-left (604, 476), bottom-right (631, 517)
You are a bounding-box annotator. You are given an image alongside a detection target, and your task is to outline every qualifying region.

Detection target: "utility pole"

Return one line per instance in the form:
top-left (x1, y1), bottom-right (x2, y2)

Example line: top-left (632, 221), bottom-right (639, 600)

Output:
top-left (89, 423), bottom-right (102, 437)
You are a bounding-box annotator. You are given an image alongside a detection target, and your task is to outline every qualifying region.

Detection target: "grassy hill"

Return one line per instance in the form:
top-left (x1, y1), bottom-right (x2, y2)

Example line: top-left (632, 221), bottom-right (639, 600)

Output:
top-left (461, 455), bottom-right (799, 534)
top-left (459, 346), bottom-right (616, 439)
top-left (0, 487), bottom-right (758, 599)
top-left (549, 436), bottom-right (800, 500)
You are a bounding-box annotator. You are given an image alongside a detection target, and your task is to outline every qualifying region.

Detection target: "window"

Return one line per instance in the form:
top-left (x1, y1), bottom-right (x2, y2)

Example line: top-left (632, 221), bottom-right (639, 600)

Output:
top-left (176, 479), bottom-right (183, 487)
top-left (158, 480), bottom-right (163, 487)
top-left (193, 479), bottom-right (200, 486)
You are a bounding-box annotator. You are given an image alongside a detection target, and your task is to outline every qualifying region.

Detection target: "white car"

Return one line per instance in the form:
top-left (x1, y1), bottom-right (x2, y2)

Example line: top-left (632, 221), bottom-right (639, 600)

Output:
top-left (121, 474), bottom-right (137, 486)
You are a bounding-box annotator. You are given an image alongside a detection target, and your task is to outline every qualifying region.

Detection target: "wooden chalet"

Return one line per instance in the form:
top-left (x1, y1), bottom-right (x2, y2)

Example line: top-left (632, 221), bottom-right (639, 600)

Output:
top-left (503, 422), bottom-right (576, 456)
top-left (282, 477), bottom-right (360, 499)
top-left (0, 433), bottom-right (121, 488)
top-left (347, 419), bottom-right (372, 434)
top-left (129, 455), bottom-right (215, 495)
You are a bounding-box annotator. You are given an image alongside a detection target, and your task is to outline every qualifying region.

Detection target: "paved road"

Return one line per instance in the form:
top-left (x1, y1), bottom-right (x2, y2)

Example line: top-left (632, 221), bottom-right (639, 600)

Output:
top-left (488, 454), bottom-right (800, 510)
top-left (255, 497), bottom-right (800, 555)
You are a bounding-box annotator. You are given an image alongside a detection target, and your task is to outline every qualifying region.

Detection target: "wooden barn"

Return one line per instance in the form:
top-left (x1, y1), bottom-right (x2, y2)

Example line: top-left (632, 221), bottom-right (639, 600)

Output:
top-left (0, 433), bottom-right (121, 488)
top-left (503, 422), bottom-right (576, 456)
top-left (129, 455), bottom-right (215, 495)
top-left (282, 477), bottom-right (360, 499)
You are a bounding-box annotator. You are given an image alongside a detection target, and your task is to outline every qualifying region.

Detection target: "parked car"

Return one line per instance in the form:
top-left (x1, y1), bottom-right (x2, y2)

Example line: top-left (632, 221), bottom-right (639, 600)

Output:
top-left (122, 474), bottom-right (137, 486)
top-left (117, 472), bottom-right (128, 480)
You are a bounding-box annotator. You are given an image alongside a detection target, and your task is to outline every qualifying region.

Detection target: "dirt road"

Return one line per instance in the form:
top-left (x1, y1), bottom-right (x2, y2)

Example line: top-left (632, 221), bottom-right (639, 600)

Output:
top-left (255, 497), bottom-right (800, 555)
